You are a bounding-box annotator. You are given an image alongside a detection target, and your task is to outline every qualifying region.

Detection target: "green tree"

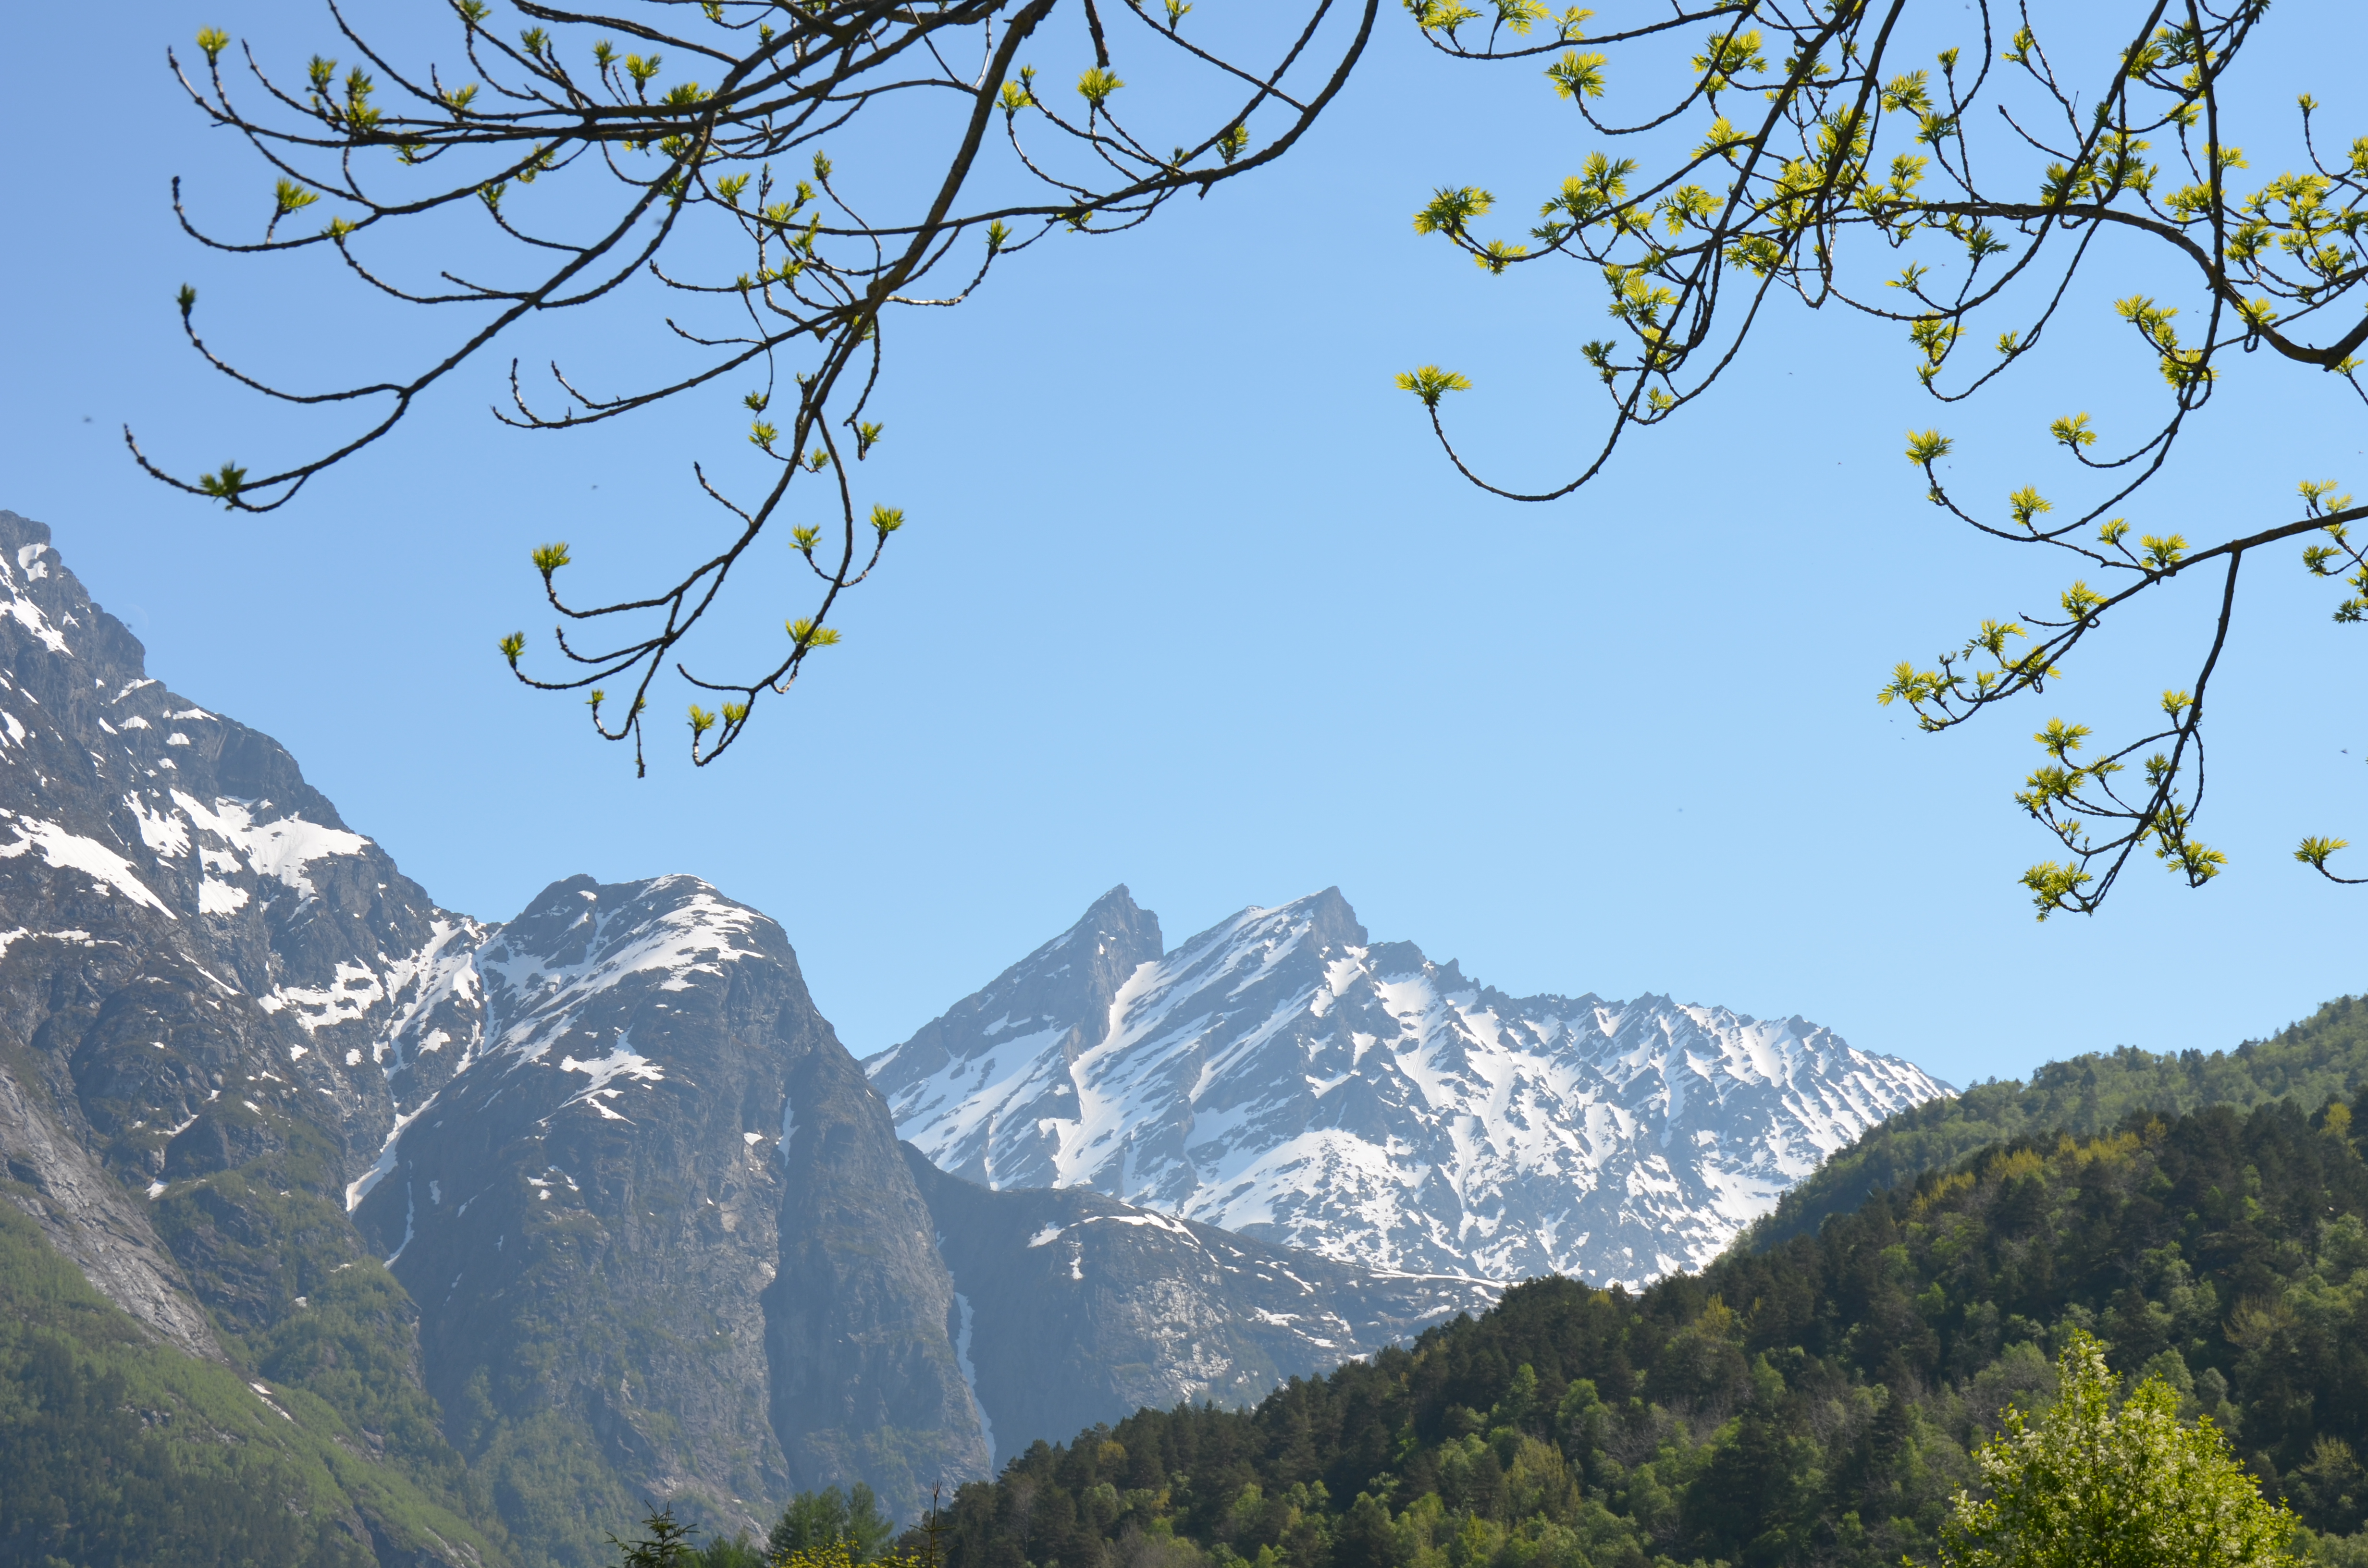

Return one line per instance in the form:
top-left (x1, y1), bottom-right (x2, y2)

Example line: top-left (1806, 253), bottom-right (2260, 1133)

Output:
top-left (769, 1484), bottom-right (896, 1564)
top-left (1936, 1328), bottom-right (2294, 1568)
top-left (610, 1506), bottom-right (702, 1568)
top-left (694, 1535), bottom-right (769, 1568)
top-left (146, 0), bottom-right (1377, 769)
top-left (1400, 0), bottom-right (2368, 914)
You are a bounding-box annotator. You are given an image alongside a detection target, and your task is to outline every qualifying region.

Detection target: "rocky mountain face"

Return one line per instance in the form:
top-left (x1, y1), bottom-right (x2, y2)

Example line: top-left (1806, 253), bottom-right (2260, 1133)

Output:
top-left (350, 873), bottom-right (988, 1550)
top-left (0, 511), bottom-right (1505, 1567)
top-left (902, 1148), bottom-right (1496, 1470)
top-left (868, 887), bottom-right (1952, 1286)
top-left (0, 510), bottom-right (493, 1563)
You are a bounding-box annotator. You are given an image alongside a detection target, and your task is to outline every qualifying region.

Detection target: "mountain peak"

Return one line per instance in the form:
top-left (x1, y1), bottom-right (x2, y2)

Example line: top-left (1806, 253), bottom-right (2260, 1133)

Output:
top-left (874, 889), bottom-right (1949, 1286)
top-left (476, 874), bottom-right (783, 1066)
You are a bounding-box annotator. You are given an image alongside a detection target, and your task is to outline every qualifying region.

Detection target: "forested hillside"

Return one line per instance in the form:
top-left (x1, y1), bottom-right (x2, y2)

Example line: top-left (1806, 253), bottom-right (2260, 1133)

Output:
top-left (917, 1091), bottom-right (2368, 1568)
top-left (0, 1191), bottom-right (502, 1568)
top-left (1748, 995), bottom-right (2368, 1250)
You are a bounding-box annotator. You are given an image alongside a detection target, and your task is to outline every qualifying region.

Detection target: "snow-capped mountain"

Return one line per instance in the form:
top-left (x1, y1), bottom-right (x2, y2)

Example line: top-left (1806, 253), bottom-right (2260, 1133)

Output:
top-left (351, 872), bottom-right (991, 1531)
top-left (867, 886), bottom-right (1952, 1286)
top-left (0, 508), bottom-right (1501, 1557)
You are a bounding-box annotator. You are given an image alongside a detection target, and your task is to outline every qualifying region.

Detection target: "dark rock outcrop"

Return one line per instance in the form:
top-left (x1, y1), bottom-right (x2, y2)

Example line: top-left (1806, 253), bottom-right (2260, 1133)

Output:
top-left (356, 875), bottom-right (989, 1539)
top-left (904, 1147), bottom-right (1496, 1462)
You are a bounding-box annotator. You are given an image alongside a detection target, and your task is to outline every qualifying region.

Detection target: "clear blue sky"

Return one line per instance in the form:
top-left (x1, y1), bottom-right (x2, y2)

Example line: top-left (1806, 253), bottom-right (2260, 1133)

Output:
top-left (2, 2), bottom-right (2359, 1087)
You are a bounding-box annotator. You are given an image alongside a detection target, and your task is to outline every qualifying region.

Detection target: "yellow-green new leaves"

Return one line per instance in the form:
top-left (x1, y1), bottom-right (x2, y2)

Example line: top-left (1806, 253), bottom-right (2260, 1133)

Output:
top-left (2032, 716), bottom-right (2092, 765)
top-left (1414, 186), bottom-right (1494, 238)
top-left (2300, 478), bottom-right (2354, 516)
top-left (1000, 64), bottom-right (1039, 113)
top-left (1542, 155), bottom-right (1634, 224)
top-left (1877, 619), bottom-right (2047, 733)
top-left (1693, 118), bottom-right (1749, 160)
top-left (2151, 809), bottom-right (2229, 883)
top-left (2013, 720), bottom-right (2111, 874)
top-left (1547, 51), bottom-right (1608, 100)
top-left (1879, 69), bottom-right (1931, 115)
top-left (2048, 412), bottom-right (2097, 450)
top-left (786, 618), bottom-right (841, 648)
top-left (1491, 0), bottom-right (1551, 33)
top-left (2297, 478), bottom-right (2368, 620)
top-left (2018, 861), bottom-right (2094, 911)
top-left (1692, 29), bottom-right (1765, 93)
top-left (1395, 366), bottom-right (1473, 407)
top-left (2115, 294), bottom-right (2215, 389)
top-left (196, 462), bottom-right (247, 508)
top-left (1605, 264), bottom-right (1677, 329)
top-left (1386, 0), bottom-right (2368, 918)
top-left (1909, 315), bottom-right (1961, 369)
top-left (1407, 1), bottom-right (1484, 35)
top-left (1876, 661), bottom-right (1952, 724)
top-left (499, 631), bottom-right (527, 667)
top-left (2297, 835), bottom-right (2352, 870)
top-left (1477, 239), bottom-right (1528, 273)
top-left (152, 0), bottom-right (1404, 775)
top-left (1658, 184), bottom-right (1718, 237)
top-left (1905, 429), bottom-right (1952, 465)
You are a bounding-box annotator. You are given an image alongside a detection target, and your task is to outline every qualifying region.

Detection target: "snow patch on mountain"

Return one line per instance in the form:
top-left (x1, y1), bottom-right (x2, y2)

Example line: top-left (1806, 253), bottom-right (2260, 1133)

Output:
top-left (870, 887), bottom-right (1950, 1287)
top-left (0, 811), bottom-right (175, 915)
top-left (0, 551), bottom-right (72, 655)
top-left (168, 790), bottom-right (370, 897)
top-left (476, 876), bottom-right (769, 1068)
top-left (558, 1040), bottom-right (667, 1122)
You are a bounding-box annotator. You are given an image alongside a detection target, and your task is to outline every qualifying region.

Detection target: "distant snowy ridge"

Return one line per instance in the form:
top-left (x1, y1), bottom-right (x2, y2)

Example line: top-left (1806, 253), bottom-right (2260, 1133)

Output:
top-left (867, 886), bottom-right (1951, 1287)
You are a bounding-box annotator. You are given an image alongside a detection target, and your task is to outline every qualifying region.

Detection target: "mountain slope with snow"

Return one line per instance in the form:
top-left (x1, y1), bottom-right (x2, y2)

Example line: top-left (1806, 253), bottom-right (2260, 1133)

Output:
top-left (0, 509), bottom-right (1510, 1562)
top-left (868, 887), bottom-right (1951, 1286)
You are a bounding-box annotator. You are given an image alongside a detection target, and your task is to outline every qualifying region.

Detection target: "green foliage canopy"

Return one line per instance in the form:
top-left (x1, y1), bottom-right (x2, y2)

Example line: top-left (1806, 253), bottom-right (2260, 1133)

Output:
top-left (769, 1484), bottom-right (897, 1563)
top-left (917, 1091), bottom-right (2368, 1568)
top-left (0, 1184), bottom-right (500, 1568)
top-left (1749, 992), bottom-right (2368, 1250)
top-left (1938, 1328), bottom-right (2294, 1568)
top-left (611, 1497), bottom-right (932, 1568)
